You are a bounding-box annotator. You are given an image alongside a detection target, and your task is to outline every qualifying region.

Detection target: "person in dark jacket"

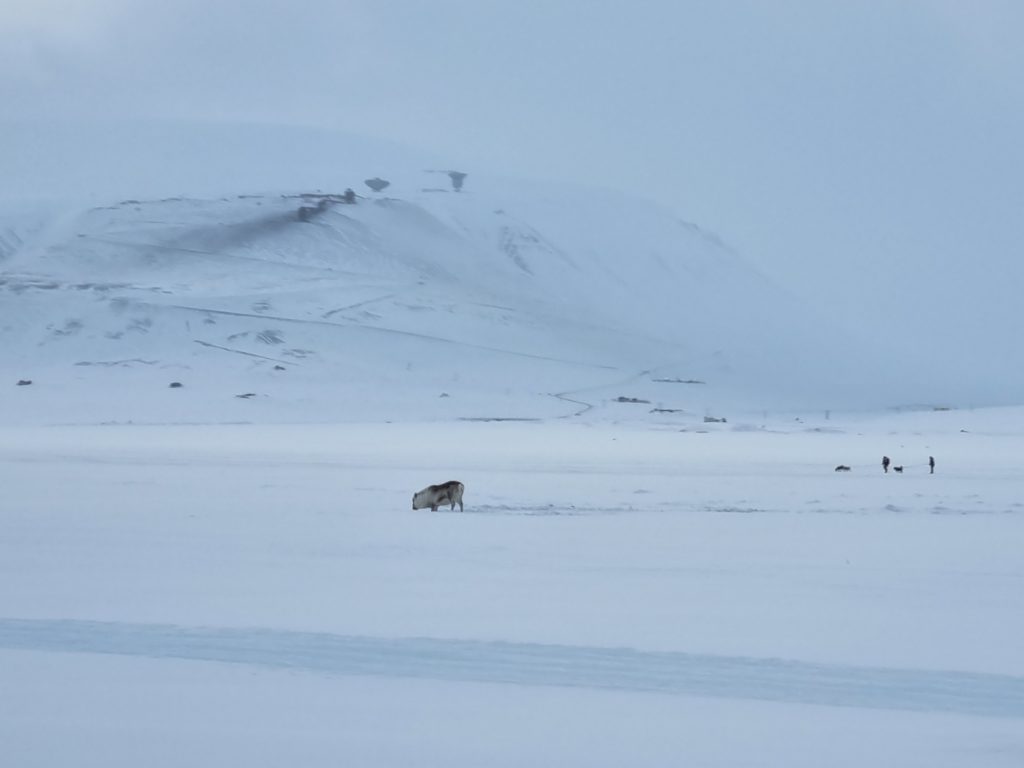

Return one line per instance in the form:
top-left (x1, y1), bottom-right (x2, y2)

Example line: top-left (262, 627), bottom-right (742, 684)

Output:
top-left (882, 456), bottom-right (891, 473)
top-left (929, 456), bottom-right (935, 474)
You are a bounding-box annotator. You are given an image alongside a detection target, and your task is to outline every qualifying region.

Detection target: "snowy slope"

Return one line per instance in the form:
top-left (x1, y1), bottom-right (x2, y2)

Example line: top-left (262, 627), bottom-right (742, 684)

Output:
top-left (1, 121), bottom-right (937, 426)
top-left (1, 186), bottom-right (910, 425)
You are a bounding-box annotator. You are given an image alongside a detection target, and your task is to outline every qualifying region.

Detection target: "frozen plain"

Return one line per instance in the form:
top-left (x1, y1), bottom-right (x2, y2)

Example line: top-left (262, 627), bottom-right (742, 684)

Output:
top-left (2, 411), bottom-right (1023, 767)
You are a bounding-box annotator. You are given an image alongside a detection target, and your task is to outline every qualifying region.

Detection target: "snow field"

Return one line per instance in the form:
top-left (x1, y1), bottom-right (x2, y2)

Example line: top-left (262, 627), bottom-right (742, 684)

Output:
top-left (1, 413), bottom-right (1022, 766)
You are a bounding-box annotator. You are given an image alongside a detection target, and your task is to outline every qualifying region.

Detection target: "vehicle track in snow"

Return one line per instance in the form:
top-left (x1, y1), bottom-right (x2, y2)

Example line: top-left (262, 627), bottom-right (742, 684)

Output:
top-left (551, 367), bottom-right (656, 417)
top-left (1, 618), bottom-right (1021, 719)
top-left (141, 301), bottom-right (620, 370)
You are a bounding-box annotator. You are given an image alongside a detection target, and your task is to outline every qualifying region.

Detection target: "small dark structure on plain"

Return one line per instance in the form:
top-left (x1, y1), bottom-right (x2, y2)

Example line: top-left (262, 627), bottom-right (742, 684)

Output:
top-left (16, 379), bottom-right (32, 386)
top-left (365, 177), bottom-right (390, 193)
top-left (448, 171), bottom-right (467, 191)
top-left (168, 381), bottom-right (183, 388)
top-left (834, 465), bottom-right (851, 472)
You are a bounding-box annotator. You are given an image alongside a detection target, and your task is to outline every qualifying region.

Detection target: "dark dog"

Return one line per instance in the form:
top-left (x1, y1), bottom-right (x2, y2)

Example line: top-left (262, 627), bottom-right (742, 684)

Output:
top-left (893, 466), bottom-right (904, 473)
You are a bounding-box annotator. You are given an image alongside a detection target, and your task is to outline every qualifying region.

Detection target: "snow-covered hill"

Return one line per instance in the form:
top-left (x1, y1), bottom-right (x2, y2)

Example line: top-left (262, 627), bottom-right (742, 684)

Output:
top-left (1, 122), bottom-right (930, 425)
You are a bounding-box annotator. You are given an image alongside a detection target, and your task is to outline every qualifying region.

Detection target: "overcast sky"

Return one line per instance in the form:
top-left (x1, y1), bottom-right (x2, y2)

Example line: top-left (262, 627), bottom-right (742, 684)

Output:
top-left (3, 1), bottom-right (1023, 368)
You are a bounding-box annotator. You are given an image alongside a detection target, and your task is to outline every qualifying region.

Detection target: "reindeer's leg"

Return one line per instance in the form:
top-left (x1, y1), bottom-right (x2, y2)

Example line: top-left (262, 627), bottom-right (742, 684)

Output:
top-left (458, 498), bottom-right (464, 512)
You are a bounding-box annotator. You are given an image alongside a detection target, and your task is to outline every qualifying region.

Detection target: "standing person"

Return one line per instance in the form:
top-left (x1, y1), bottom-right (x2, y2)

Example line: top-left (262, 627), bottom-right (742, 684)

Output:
top-left (882, 456), bottom-right (891, 473)
top-left (929, 456), bottom-right (935, 474)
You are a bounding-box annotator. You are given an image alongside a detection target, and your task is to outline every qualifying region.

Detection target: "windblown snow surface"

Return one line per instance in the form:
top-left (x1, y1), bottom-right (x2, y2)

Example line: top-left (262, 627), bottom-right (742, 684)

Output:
top-left (1, 125), bottom-right (1022, 766)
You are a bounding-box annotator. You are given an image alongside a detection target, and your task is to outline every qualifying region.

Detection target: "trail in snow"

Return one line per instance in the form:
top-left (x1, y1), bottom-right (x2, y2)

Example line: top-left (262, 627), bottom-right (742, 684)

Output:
top-left (551, 367), bottom-right (657, 417)
top-left (322, 294), bottom-right (399, 317)
top-left (192, 339), bottom-right (294, 364)
top-left (1, 619), bottom-right (1021, 719)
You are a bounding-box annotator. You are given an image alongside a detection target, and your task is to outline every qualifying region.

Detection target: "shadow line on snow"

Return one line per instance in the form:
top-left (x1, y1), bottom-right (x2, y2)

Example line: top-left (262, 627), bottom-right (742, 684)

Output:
top-left (0, 618), bottom-right (1021, 719)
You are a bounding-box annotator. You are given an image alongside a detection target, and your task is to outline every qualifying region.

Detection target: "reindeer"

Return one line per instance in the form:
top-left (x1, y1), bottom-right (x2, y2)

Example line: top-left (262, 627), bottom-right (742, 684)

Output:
top-left (412, 481), bottom-right (465, 512)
